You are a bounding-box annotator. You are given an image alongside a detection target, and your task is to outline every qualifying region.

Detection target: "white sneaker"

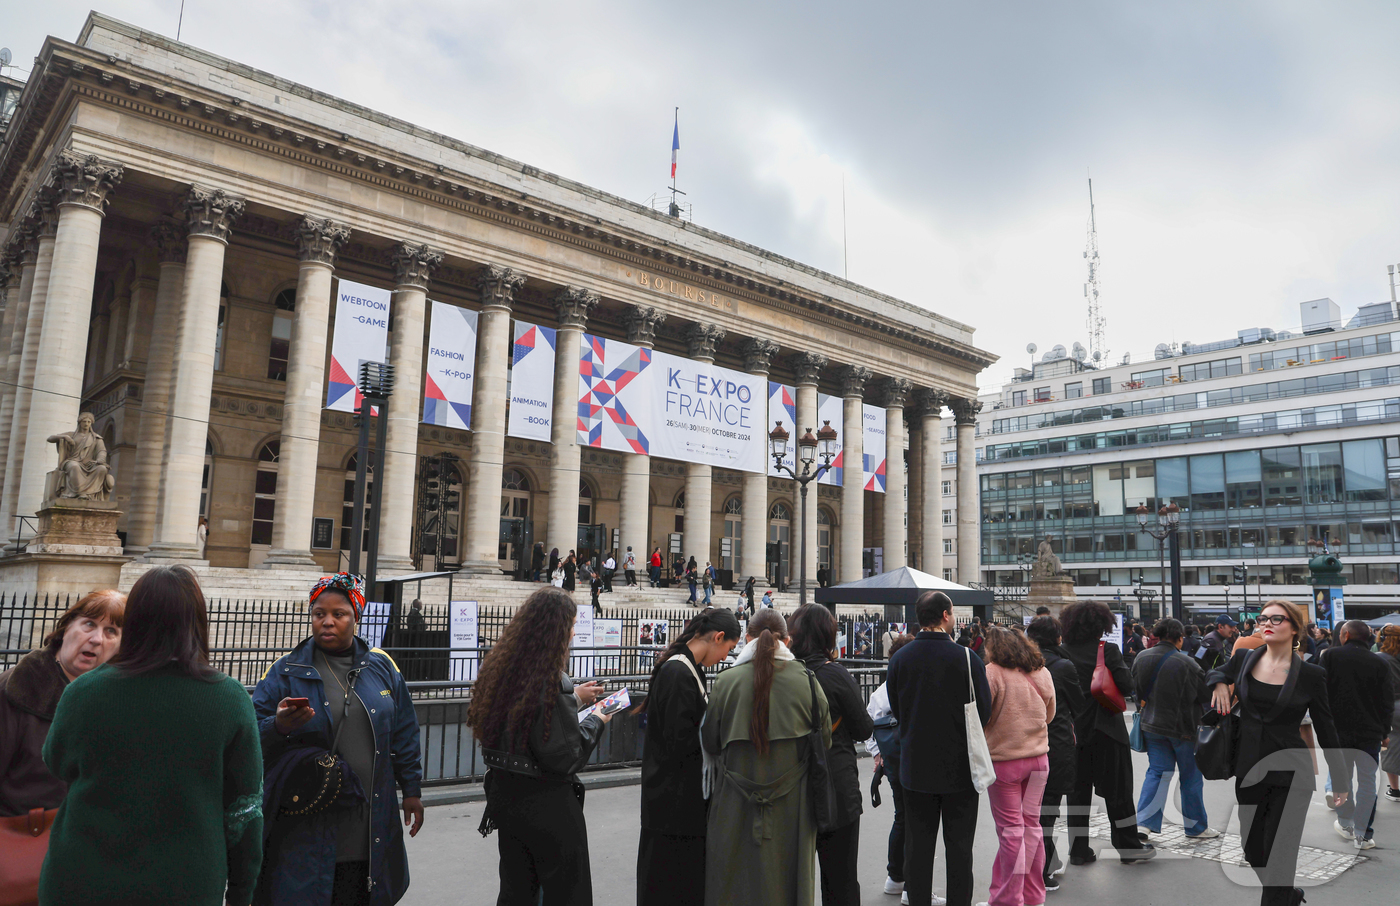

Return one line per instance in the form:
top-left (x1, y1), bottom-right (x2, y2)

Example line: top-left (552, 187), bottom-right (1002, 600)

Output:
top-left (1186, 827), bottom-right (1221, 840)
top-left (1334, 819), bottom-right (1355, 841)
top-left (900, 894), bottom-right (946, 906)
top-left (885, 877), bottom-right (905, 895)
top-left (1050, 865), bottom-right (1067, 878)
top-left (1355, 837), bottom-right (1377, 851)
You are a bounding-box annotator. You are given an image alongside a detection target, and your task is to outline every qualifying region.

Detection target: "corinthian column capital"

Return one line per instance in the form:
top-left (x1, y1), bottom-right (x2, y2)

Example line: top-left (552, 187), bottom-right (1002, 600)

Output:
top-left (29, 186), bottom-right (59, 241)
top-left (912, 387), bottom-right (950, 418)
top-left (554, 286), bottom-right (599, 329)
top-left (840, 364), bottom-right (873, 398)
top-left (880, 376), bottom-right (914, 409)
top-left (149, 221), bottom-right (187, 265)
top-left (477, 264), bottom-right (526, 309)
top-left (184, 185), bottom-right (246, 241)
top-left (951, 397), bottom-right (983, 425)
top-left (296, 216), bottom-right (351, 267)
top-left (52, 151), bottom-right (124, 214)
top-left (392, 242), bottom-right (444, 289)
top-left (624, 304), bottom-right (666, 347)
top-left (742, 337), bottom-right (780, 374)
top-left (685, 322), bottom-right (726, 361)
top-left (790, 351), bottom-right (828, 386)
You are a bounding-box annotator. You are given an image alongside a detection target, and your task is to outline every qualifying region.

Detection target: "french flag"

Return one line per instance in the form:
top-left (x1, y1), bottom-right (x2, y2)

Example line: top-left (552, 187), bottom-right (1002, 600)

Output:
top-left (670, 109), bottom-right (679, 179)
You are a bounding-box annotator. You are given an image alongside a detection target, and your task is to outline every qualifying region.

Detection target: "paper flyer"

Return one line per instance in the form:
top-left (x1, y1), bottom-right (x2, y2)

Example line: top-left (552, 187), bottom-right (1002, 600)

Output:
top-left (579, 687), bottom-right (631, 723)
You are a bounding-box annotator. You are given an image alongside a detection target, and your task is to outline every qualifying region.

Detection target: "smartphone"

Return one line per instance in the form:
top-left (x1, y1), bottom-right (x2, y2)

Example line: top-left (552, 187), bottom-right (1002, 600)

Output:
top-left (284, 697), bottom-right (310, 709)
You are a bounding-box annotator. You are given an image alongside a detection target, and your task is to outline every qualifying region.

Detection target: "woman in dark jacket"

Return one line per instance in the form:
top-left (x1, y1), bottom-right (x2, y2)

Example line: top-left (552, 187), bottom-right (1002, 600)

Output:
top-left (789, 603), bottom-right (874, 906)
top-left (0, 590), bottom-right (124, 822)
top-left (563, 551), bottom-right (577, 592)
top-left (253, 574), bottom-right (424, 906)
top-left (1025, 615), bottom-right (1081, 891)
top-left (686, 556), bottom-right (699, 604)
top-left (468, 587), bottom-right (612, 905)
top-left (1059, 601), bottom-right (1155, 864)
top-left (1208, 599), bottom-right (1349, 906)
top-left (636, 608), bottom-right (741, 906)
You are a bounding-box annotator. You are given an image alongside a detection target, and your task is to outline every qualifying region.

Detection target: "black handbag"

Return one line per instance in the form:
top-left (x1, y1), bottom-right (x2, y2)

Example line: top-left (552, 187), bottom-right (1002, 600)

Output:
top-left (1194, 704), bottom-right (1240, 781)
top-left (804, 668), bottom-right (840, 834)
top-left (279, 667), bottom-right (361, 817)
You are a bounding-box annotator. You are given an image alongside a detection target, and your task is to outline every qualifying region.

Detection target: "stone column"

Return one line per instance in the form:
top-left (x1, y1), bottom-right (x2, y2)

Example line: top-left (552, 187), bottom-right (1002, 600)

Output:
top-left (881, 378), bottom-right (913, 572)
top-left (952, 397), bottom-right (983, 585)
top-left (916, 389), bottom-right (947, 578)
top-left (378, 242), bottom-right (443, 570)
top-left (618, 305), bottom-right (666, 567)
top-left (1, 201), bottom-right (56, 534)
top-left (263, 216), bottom-right (351, 567)
top-left (546, 287), bottom-right (597, 556)
top-left (683, 322), bottom-right (726, 569)
top-left (906, 406), bottom-right (922, 569)
top-left (838, 365), bottom-right (871, 583)
top-left (0, 237), bottom-right (33, 504)
top-left (790, 351), bottom-right (827, 586)
top-left (461, 264), bottom-right (525, 574)
top-left (16, 154), bottom-right (124, 525)
top-left (124, 223), bottom-right (187, 553)
top-left (741, 338), bottom-right (779, 584)
top-left (147, 186), bottom-right (245, 559)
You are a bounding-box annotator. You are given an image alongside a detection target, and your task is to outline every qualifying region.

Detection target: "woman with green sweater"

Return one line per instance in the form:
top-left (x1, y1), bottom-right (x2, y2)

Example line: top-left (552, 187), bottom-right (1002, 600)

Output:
top-left (40, 565), bottom-right (264, 906)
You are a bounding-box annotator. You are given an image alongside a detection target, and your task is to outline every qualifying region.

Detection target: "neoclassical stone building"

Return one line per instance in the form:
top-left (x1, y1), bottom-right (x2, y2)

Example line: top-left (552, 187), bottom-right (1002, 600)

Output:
top-left (0, 14), bottom-right (994, 594)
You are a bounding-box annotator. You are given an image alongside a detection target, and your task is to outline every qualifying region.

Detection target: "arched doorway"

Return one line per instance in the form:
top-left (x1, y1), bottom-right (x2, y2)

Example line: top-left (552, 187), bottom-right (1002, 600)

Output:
top-left (768, 501), bottom-right (791, 589)
top-left (251, 440), bottom-right (279, 547)
top-left (576, 479), bottom-right (602, 564)
top-left (722, 496), bottom-right (742, 573)
top-left (498, 468), bottom-right (531, 572)
top-left (818, 507), bottom-right (835, 583)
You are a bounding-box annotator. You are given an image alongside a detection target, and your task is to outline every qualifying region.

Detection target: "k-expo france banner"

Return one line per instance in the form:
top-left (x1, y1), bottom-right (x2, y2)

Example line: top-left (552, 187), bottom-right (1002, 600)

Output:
top-left (863, 403), bottom-right (887, 493)
top-left (648, 351), bottom-right (765, 473)
top-left (421, 300), bottom-right (477, 429)
top-left (767, 382), bottom-right (796, 478)
top-left (326, 279), bottom-right (391, 413)
top-left (817, 393), bottom-right (844, 485)
top-left (507, 321), bottom-right (557, 442)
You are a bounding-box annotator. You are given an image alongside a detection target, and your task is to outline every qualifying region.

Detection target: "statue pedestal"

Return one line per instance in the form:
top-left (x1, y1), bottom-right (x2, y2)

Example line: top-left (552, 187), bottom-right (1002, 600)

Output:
top-left (0, 500), bottom-right (127, 597)
top-left (1026, 574), bottom-right (1077, 614)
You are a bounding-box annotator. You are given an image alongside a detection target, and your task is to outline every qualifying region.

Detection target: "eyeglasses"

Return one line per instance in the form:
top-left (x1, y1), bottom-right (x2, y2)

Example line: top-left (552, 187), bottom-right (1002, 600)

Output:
top-left (1258, 614), bottom-right (1291, 626)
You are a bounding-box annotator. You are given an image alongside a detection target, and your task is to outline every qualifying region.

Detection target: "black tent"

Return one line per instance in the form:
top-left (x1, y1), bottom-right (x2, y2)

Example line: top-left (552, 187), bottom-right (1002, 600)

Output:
top-left (815, 566), bottom-right (995, 623)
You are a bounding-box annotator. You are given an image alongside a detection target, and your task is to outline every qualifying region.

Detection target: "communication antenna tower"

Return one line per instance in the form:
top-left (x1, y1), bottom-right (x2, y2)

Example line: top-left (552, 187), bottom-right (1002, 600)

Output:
top-left (1084, 177), bottom-right (1108, 365)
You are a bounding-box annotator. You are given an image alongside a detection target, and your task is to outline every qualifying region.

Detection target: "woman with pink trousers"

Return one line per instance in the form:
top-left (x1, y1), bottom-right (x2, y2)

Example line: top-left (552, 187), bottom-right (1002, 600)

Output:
top-left (979, 627), bottom-right (1056, 906)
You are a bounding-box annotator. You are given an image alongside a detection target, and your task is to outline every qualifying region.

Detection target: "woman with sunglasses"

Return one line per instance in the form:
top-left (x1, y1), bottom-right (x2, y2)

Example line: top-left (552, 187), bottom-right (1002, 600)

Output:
top-left (1208, 599), bottom-right (1350, 906)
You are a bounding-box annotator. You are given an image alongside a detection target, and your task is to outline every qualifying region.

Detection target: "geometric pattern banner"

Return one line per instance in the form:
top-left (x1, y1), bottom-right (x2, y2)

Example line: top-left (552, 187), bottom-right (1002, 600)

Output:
top-left (507, 320), bottom-right (557, 442)
top-left (578, 334), bottom-right (652, 454)
top-left (817, 392), bottom-right (844, 486)
top-left (767, 382), bottom-right (796, 478)
top-left (327, 279), bottom-right (392, 414)
top-left (863, 402), bottom-right (887, 493)
top-left (422, 300), bottom-right (478, 429)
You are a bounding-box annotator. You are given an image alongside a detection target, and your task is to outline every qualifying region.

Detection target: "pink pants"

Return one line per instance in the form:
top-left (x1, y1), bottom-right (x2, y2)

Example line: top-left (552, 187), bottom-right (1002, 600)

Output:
top-left (987, 754), bottom-right (1049, 906)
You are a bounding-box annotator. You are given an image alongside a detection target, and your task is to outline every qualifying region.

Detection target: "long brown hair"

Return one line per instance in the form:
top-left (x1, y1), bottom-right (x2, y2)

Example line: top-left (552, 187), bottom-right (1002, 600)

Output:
top-left (466, 587), bottom-right (577, 751)
top-left (746, 608), bottom-right (787, 754)
top-left (983, 626), bottom-right (1044, 673)
top-left (637, 607), bottom-right (740, 714)
top-left (107, 566), bottom-right (217, 681)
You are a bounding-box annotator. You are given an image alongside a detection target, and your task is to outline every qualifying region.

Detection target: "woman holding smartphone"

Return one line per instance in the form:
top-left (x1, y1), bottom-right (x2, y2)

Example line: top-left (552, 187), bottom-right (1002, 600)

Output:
top-left (636, 608), bottom-right (741, 906)
top-left (469, 586), bottom-right (613, 905)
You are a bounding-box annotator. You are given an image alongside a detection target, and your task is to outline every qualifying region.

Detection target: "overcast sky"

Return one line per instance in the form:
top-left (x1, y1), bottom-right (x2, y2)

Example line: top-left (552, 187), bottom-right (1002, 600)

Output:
top-left (7, 2), bottom-right (1400, 385)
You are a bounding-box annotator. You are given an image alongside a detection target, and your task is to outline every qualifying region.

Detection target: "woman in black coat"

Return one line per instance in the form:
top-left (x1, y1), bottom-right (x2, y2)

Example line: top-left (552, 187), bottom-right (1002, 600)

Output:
top-left (1208, 599), bottom-right (1349, 906)
top-left (789, 604), bottom-right (874, 906)
top-left (562, 552), bottom-right (577, 592)
top-left (636, 608), bottom-right (741, 906)
top-left (1059, 601), bottom-right (1155, 864)
top-left (1025, 615), bottom-right (1082, 890)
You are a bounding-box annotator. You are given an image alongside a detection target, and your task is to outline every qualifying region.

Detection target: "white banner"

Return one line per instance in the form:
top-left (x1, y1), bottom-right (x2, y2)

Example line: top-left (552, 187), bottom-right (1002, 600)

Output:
top-left (449, 600), bottom-right (479, 681)
top-left (767, 382), bottom-right (796, 478)
top-left (578, 334), bottom-right (653, 454)
top-left (863, 403), bottom-right (887, 493)
top-left (507, 321), bottom-right (557, 441)
top-left (595, 618), bottom-right (623, 671)
top-left (571, 604), bottom-right (595, 678)
top-left (422, 301), bottom-right (477, 429)
top-left (360, 602), bottom-right (392, 649)
top-left (647, 351), bottom-right (765, 473)
top-left (327, 279), bottom-right (391, 413)
top-left (817, 393), bottom-right (844, 485)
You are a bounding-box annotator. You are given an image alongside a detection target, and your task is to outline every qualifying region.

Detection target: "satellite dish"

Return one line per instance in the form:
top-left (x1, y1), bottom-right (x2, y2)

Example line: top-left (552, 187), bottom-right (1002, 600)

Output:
top-left (1092, 350), bottom-right (1102, 362)
top-left (1026, 343), bottom-right (1037, 356)
top-left (0, 48), bottom-right (11, 68)
top-left (1154, 343), bottom-right (1173, 360)
top-left (1042, 344), bottom-right (1067, 362)
top-left (1071, 342), bottom-right (1087, 362)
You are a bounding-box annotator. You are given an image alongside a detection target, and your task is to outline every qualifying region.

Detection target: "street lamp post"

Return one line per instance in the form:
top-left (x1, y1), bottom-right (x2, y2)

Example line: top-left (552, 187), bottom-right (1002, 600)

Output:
top-left (769, 420), bottom-right (839, 608)
top-left (1136, 503), bottom-right (1182, 621)
top-left (350, 361), bottom-right (395, 594)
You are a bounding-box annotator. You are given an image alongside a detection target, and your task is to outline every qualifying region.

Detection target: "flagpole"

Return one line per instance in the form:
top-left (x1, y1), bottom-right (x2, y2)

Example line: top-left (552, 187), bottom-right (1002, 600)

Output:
top-left (842, 171), bottom-right (848, 280)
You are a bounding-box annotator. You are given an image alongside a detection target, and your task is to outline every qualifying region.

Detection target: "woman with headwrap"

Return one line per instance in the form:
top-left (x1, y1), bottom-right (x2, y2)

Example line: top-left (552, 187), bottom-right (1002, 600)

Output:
top-left (252, 573), bottom-right (424, 906)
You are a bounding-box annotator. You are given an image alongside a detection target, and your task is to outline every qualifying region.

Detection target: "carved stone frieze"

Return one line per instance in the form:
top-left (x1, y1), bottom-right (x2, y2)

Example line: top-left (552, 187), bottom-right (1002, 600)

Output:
top-left (296, 216), bottom-right (351, 266)
top-left (477, 264), bottom-right (526, 309)
top-left (742, 337), bottom-right (780, 374)
top-left (840, 364), bottom-right (874, 398)
top-left (183, 185), bottom-right (246, 241)
top-left (790, 351), bottom-right (828, 386)
top-left (392, 242), bottom-right (444, 288)
top-left (554, 286), bottom-right (599, 329)
top-left (685, 322), bottom-right (726, 361)
top-left (624, 304), bottom-right (666, 347)
top-left (52, 151), bottom-right (124, 213)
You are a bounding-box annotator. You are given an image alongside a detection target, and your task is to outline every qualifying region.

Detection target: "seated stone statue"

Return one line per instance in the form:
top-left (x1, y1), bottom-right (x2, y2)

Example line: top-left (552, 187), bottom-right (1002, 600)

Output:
top-left (48, 412), bottom-right (115, 501)
top-left (1031, 535), bottom-right (1062, 579)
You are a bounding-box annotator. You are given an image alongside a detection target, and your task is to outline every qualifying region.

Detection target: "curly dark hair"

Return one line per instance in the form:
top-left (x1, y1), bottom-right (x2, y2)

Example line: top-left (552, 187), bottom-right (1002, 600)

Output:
top-left (983, 626), bottom-right (1044, 672)
top-left (466, 587), bottom-right (577, 751)
top-left (1060, 600), bottom-right (1117, 644)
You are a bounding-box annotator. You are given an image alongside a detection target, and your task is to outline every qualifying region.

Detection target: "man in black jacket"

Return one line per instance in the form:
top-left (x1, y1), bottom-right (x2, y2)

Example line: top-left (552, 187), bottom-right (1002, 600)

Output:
top-left (1321, 620), bottom-right (1395, 849)
top-left (887, 591), bottom-right (991, 906)
top-left (1026, 616), bottom-right (1083, 893)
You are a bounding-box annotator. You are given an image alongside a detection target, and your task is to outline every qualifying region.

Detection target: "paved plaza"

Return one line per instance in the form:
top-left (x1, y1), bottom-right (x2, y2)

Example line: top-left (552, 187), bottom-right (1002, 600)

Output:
top-left (406, 749), bottom-right (1394, 905)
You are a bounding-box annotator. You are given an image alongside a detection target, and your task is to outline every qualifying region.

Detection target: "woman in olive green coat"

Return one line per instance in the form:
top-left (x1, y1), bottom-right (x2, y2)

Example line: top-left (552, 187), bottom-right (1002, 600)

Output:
top-left (701, 609), bottom-right (830, 906)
